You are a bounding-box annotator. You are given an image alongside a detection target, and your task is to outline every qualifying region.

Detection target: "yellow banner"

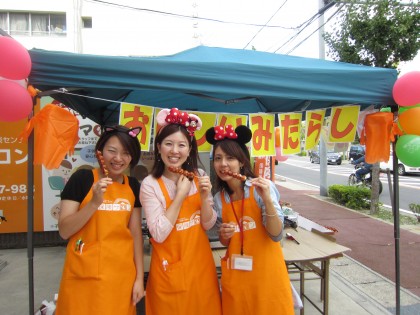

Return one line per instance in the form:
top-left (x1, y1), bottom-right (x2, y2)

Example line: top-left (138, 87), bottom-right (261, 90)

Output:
top-left (216, 113), bottom-right (248, 127)
top-left (249, 113), bottom-right (275, 157)
top-left (152, 108), bottom-right (217, 153)
top-left (305, 109), bottom-right (326, 150)
top-left (192, 111), bottom-right (217, 152)
top-left (278, 112), bottom-right (302, 155)
top-left (119, 103), bottom-right (154, 151)
top-left (328, 105), bottom-right (359, 143)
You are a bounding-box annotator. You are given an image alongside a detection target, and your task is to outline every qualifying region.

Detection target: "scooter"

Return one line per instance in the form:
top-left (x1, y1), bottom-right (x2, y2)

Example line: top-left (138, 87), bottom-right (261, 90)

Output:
top-left (348, 164), bottom-right (383, 194)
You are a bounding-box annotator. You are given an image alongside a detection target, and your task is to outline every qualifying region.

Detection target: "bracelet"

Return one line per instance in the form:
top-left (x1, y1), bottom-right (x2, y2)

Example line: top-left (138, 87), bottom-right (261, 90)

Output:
top-left (264, 213), bottom-right (278, 217)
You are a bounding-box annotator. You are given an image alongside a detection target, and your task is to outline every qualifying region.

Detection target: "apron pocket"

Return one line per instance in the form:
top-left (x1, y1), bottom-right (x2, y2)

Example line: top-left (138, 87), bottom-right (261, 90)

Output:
top-left (156, 260), bottom-right (187, 293)
top-left (220, 257), bottom-right (233, 291)
top-left (66, 241), bottom-right (100, 280)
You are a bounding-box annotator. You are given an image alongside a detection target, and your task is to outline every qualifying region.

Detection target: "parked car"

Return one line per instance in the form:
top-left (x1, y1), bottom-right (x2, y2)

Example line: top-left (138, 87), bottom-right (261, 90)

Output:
top-left (380, 156), bottom-right (420, 176)
top-left (348, 144), bottom-right (365, 161)
top-left (310, 149), bottom-right (342, 165)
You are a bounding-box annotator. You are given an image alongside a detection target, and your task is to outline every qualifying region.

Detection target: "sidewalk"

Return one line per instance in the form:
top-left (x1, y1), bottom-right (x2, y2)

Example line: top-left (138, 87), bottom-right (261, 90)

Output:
top-left (276, 176), bottom-right (420, 315)
top-left (1, 177), bottom-right (420, 315)
top-left (0, 245), bottom-right (399, 315)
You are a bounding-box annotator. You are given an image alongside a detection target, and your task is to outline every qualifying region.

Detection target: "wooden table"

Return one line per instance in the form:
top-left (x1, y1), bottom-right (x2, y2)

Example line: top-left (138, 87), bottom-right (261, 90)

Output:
top-left (282, 227), bottom-right (350, 315)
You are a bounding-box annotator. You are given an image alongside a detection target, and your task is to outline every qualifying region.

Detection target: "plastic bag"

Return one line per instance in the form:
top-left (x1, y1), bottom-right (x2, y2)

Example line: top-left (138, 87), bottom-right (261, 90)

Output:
top-left (34, 299), bottom-right (56, 315)
top-left (291, 282), bottom-right (303, 309)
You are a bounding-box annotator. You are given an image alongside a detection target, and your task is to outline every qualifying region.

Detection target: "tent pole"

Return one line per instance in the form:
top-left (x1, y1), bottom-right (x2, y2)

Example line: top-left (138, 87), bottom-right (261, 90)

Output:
top-left (27, 123), bottom-right (35, 315)
top-left (391, 140), bottom-right (400, 315)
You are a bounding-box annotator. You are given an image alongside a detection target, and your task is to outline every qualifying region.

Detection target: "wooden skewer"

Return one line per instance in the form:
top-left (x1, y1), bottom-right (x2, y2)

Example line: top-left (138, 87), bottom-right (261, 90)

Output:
top-left (168, 166), bottom-right (196, 181)
top-left (221, 170), bottom-right (246, 181)
top-left (96, 150), bottom-right (109, 177)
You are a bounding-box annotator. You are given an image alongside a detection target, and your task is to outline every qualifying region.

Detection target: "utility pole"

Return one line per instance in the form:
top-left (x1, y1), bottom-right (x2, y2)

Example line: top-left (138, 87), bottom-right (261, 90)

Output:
top-left (319, 0), bottom-right (328, 196)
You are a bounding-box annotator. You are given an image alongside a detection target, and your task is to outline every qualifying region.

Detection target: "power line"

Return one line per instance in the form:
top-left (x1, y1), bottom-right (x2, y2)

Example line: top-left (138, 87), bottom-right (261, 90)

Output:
top-left (285, 3), bottom-right (345, 55)
top-left (272, 12), bottom-right (321, 53)
top-left (86, 0), bottom-right (298, 29)
top-left (272, 1), bottom-right (337, 54)
top-left (242, 0), bottom-right (289, 49)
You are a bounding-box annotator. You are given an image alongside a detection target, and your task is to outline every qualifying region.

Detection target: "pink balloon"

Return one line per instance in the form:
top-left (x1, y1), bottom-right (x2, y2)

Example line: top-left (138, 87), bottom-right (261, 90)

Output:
top-left (0, 76), bottom-right (27, 88)
top-left (0, 80), bottom-right (33, 122)
top-left (392, 71), bottom-right (420, 107)
top-left (275, 147), bottom-right (288, 162)
top-left (0, 36), bottom-right (32, 80)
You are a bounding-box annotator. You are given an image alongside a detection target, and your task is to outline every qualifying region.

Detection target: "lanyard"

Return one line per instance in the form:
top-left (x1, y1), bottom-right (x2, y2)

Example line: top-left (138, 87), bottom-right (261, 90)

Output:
top-left (230, 193), bottom-right (245, 255)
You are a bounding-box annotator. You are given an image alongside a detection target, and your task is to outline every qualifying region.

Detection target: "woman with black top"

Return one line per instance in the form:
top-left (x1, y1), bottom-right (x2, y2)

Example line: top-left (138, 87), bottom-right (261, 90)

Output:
top-left (55, 125), bottom-right (144, 315)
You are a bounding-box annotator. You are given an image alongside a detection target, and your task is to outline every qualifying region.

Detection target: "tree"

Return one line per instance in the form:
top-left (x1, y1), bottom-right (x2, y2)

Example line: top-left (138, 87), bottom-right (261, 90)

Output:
top-left (324, 0), bottom-right (420, 214)
top-left (324, 0), bottom-right (420, 69)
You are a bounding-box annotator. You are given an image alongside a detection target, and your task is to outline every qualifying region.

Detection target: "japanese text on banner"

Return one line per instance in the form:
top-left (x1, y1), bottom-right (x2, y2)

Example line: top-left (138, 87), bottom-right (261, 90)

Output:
top-left (193, 112), bottom-right (217, 152)
top-left (119, 103), bottom-right (154, 151)
top-left (278, 112), bottom-right (302, 155)
top-left (305, 109), bottom-right (326, 150)
top-left (328, 105), bottom-right (359, 143)
top-left (249, 113), bottom-right (275, 157)
top-left (216, 113), bottom-right (248, 128)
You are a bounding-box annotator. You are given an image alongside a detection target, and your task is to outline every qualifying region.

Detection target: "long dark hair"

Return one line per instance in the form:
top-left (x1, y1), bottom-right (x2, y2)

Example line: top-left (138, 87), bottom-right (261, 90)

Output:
top-left (95, 125), bottom-right (141, 169)
top-left (212, 139), bottom-right (256, 195)
top-left (151, 124), bottom-right (203, 178)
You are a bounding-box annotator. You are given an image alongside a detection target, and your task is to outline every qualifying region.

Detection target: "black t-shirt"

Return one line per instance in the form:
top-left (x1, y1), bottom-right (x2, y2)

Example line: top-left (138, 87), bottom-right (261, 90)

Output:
top-left (61, 169), bottom-right (141, 207)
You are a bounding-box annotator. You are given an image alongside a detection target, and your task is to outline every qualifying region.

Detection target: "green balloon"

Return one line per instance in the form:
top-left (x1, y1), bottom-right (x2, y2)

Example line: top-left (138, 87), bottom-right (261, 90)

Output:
top-left (380, 107), bottom-right (391, 112)
top-left (396, 135), bottom-right (420, 167)
top-left (398, 103), bottom-right (420, 114)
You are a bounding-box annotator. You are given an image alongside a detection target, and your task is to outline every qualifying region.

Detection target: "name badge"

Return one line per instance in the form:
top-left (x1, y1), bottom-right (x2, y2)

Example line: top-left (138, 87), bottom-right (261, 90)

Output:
top-left (231, 254), bottom-right (253, 271)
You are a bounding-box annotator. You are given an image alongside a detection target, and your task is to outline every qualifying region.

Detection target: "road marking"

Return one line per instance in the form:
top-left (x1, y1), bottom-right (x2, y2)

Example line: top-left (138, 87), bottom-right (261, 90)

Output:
top-left (281, 160), bottom-right (420, 189)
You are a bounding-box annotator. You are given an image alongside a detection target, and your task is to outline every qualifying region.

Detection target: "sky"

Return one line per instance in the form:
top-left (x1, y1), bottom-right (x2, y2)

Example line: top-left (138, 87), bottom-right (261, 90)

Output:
top-left (87, 0), bottom-right (418, 75)
top-left (88, 0), bottom-right (323, 58)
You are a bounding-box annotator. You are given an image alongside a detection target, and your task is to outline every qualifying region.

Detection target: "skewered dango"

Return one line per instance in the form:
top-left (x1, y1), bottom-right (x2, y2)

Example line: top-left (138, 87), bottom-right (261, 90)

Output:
top-left (220, 170), bottom-right (246, 181)
top-left (96, 150), bottom-right (109, 177)
top-left (168, 166), bottom-right (195, 181)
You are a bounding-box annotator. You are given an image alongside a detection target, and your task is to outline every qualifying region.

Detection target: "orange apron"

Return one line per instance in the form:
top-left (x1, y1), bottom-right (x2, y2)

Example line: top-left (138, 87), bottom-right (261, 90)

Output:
top-left (56, 170), bottom-right (136, 315)
top-left (145, 178), bottom-right (222, 315)
top-left (360, 112), bottom-right (401, 163)
top-left (220, 186), bottom-right (294, 315)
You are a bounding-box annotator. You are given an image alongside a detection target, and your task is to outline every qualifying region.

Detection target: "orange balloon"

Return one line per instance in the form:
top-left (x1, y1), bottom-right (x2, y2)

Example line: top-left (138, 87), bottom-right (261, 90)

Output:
top-left (399, 107), bottom-right (420, 135)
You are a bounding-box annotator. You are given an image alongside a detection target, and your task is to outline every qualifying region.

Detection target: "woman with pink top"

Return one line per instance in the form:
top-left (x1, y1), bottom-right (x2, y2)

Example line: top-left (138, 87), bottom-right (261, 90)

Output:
top-left (139, 108), bottom-right (222, 315)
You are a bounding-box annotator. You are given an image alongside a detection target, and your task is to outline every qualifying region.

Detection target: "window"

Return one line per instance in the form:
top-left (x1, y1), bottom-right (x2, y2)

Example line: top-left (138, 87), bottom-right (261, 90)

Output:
top-left (10, 13), bottom-right (29, 36)
top-left (0, 12), bottom-right (7, 31)
top-left (0, 11), bottom-right (66, 36)
top-left (82, 16), bottom-right (92, 29)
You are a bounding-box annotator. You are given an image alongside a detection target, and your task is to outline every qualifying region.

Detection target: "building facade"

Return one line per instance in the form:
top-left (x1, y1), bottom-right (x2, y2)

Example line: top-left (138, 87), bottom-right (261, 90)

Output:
top-left (0, 0), bottom-right (200, 56)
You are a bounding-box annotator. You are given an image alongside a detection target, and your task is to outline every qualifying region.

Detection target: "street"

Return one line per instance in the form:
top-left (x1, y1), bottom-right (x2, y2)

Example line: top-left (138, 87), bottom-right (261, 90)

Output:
top-left (275, 155), bottom-right (420, 214)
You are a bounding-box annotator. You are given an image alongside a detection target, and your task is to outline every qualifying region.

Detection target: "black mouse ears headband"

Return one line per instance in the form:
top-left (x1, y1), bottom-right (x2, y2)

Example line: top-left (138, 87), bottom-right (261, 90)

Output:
top-left (104, 125), bottom-right (141, 138)
top-left (205, 124), bottom-right (252, 145)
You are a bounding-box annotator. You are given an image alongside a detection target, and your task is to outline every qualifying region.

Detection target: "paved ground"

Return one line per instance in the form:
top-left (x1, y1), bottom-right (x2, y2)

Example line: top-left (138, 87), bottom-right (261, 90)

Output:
top-left (276, 177), bottom-right (420, 315)
top-left (1, 177), bottom-right (419, 315)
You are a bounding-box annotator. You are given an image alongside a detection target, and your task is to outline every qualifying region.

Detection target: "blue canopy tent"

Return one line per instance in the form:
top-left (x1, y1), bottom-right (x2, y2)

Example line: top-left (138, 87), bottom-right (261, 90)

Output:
top-left (28, 45), bottom-right (397, 124)
top-left (25, 45), bottom-right (402, 314)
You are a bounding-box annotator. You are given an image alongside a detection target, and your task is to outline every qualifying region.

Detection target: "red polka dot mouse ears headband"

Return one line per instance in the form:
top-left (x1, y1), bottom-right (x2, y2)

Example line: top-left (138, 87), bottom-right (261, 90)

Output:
top-left (205, 124), bottom-right (252, 145)
top-left (156, 108), bottom-right (202, 137)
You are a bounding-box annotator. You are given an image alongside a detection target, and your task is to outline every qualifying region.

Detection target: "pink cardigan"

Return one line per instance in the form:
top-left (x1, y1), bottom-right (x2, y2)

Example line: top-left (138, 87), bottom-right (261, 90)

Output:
top-left (140, 172), bottom-right (217, 243)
